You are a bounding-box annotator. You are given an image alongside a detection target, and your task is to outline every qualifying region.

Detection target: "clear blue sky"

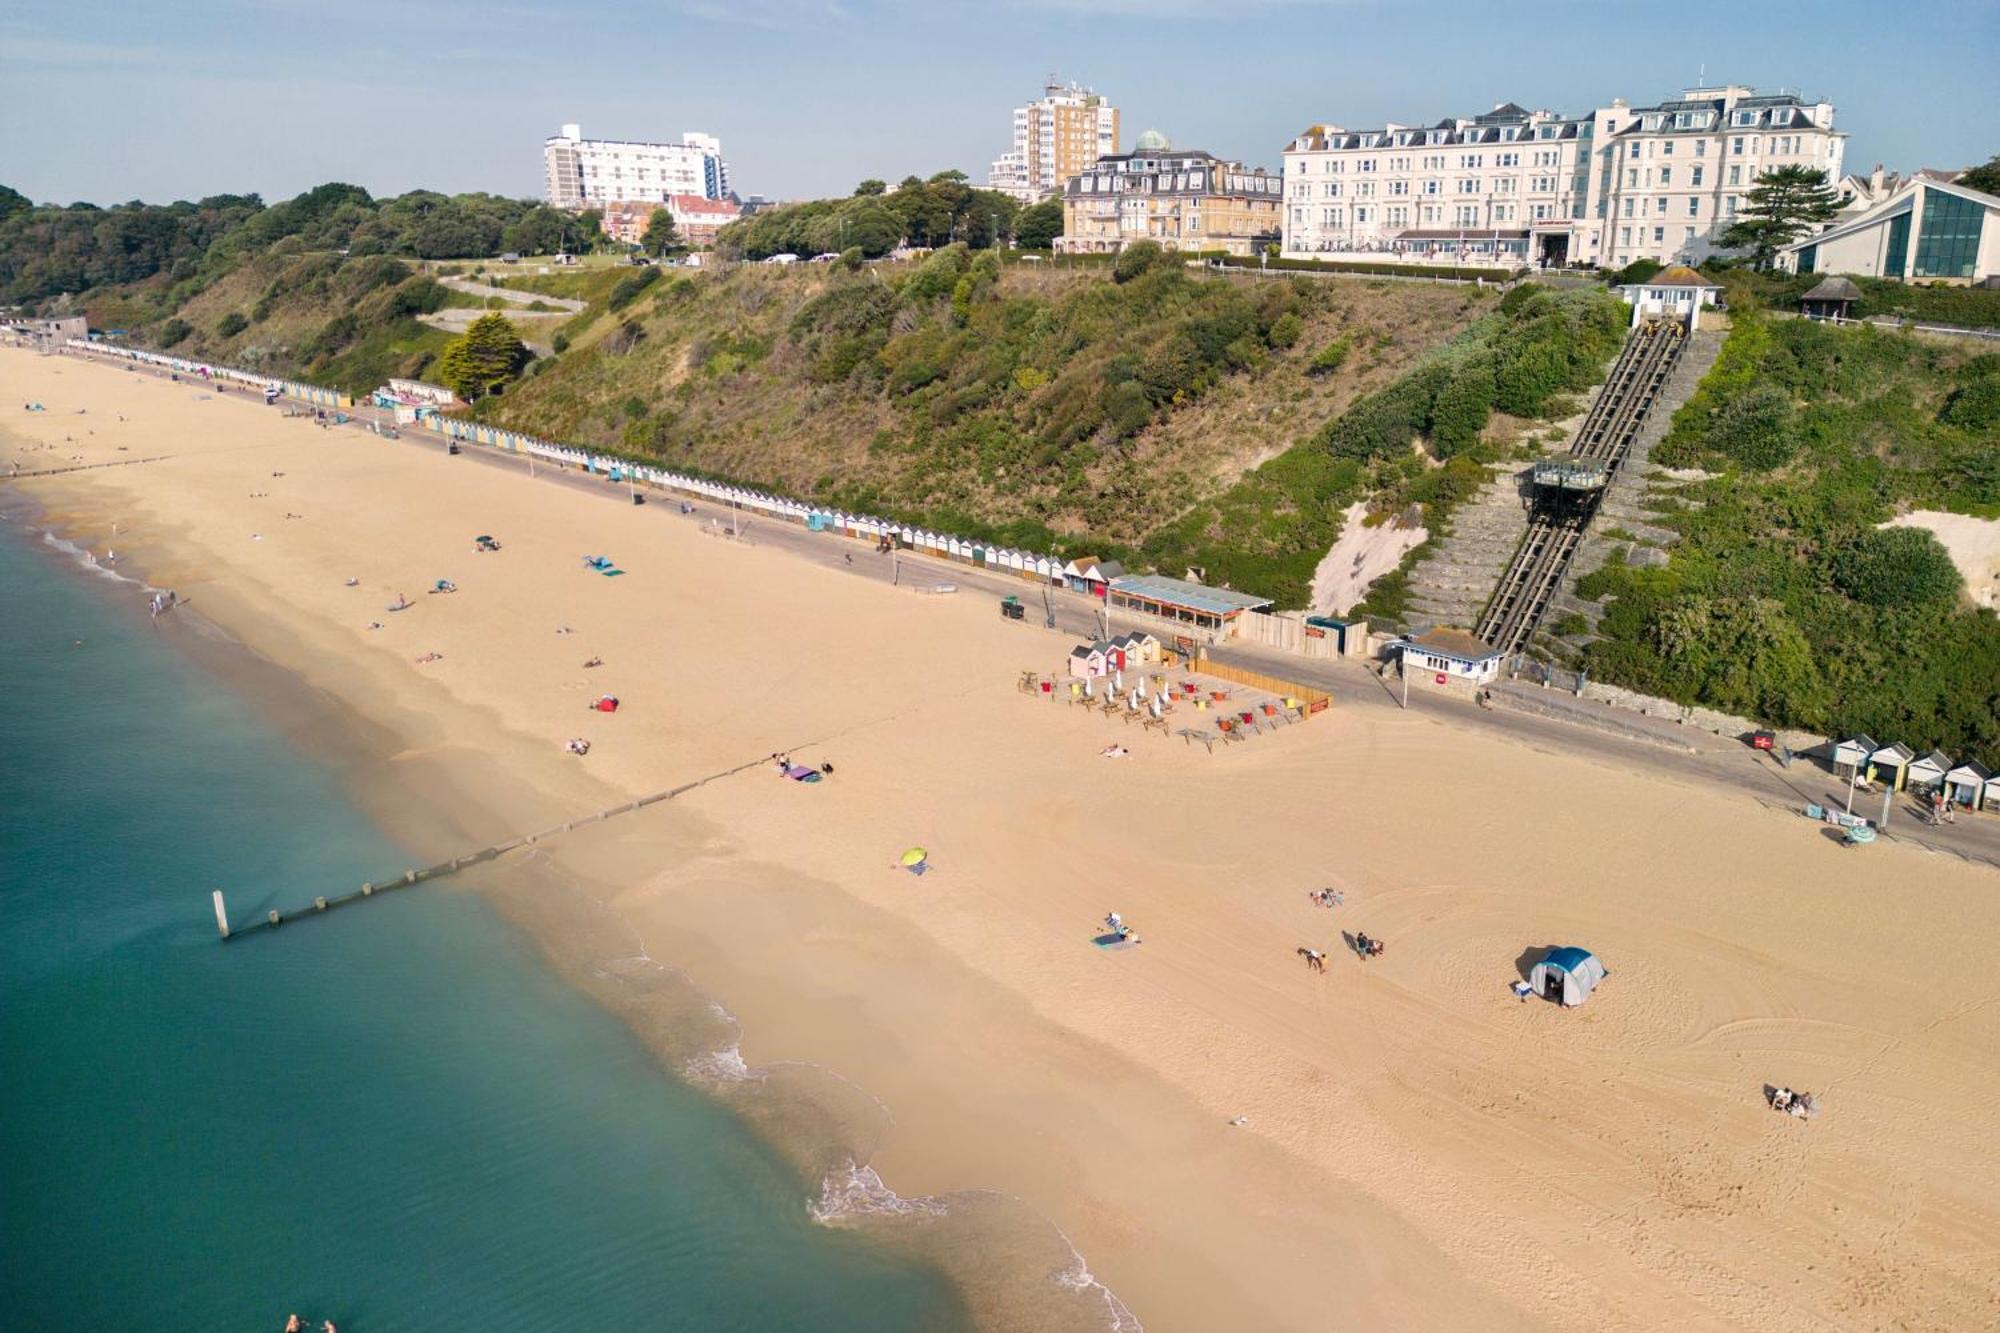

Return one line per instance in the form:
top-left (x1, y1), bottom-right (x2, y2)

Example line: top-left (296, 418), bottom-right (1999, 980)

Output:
top-left (5, 0), bottom-right (1995, 206)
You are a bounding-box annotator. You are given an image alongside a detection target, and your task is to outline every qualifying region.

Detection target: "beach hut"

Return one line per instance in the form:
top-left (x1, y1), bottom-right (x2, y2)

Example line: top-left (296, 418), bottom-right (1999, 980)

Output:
top-left (1945, 760), bottom-right (1992, 810)
top-left (1985, 772), bottom-right (2000, 813)
top-left (1832, 735), bottom-right (1877, 779)
top-left (1527, 947), bottom-right (1607, 1007)
top-left (1068, 642), bottom-right (1112, 678)
top-left (1109, 631), bottom-right (1161, 665)
top-left (1907, 750), bottom-right (1953, 794)
top-left (1868, 741), bottom-right (1914, 790)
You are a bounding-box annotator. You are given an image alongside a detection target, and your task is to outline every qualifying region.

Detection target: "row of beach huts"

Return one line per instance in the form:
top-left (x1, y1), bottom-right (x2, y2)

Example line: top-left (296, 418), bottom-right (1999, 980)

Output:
top-left (1829, 735), bottom-right (1996, 811)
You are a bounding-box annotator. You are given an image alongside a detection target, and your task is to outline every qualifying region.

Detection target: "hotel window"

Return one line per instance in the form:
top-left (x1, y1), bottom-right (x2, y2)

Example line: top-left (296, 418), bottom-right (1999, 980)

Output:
top-left (1620, 226), bottom-right (1632, 245)
top-left (1423, 180), bottom-right (1440, 195)
top-left (1660, 167), bottom-right (1672, 185)
top-left (1732, 137), bottom-right (1745, 155)
top-left (1626, 168), bottom-right (1638, 187)
top-left (1497, 152), bottom-right (1519, 166)
top-left (1723, 195), bottom-right (1738, 216)
top-left (1497, 178), bottom-right (1515, 193)
top-left (1687, 197), bottom-right (1701, 217)
top-left (1691, 165), bottom-right (1704, 186)
top-left (1655, 196), bottom-right (1667, 215)
top-left (1653, 226), bottom-right (1665, 243)
top-left (1662, 141), bottom-right (1674, 156)
top-left (1355, 207), bottom-right (1369, 223)
top-left (1728, 165), bottom-right (1742, 186)
top-left (1695, 140), bottom-right (1707, 156)
top-left (1389, 207), bottom-right (1407, 225)
top-left (1684, 226), bottom-right (1695, 242)
top-left (1622, 199), bottom-right (1635, 218)
top-left (1390, 180), bottom-right (1408, 196)
top-left (1324, 182), bottom-right (1340, 198)
top-left (1459, 179), bottom-right (1479, 193)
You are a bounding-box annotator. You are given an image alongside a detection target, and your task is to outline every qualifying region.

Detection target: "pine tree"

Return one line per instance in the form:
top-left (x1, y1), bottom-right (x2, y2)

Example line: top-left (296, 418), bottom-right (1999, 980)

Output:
top-left (436, 313), bottom-right (529, 399)
top-left (641, 208), bottom-right (681, 257)
top-left (1720, 165), bottom-right (1843, 269)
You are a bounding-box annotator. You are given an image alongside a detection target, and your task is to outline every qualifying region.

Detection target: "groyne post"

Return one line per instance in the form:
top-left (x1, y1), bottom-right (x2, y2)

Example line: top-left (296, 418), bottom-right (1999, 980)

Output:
top-left (212, 889), bottom-right (230, 940)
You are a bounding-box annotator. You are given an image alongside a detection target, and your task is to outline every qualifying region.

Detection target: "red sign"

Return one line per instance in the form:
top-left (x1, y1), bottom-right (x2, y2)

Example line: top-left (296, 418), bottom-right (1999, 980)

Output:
top-left (1305, 627), bottom-right (1326, 639)
top-left (1435, 672), bottom-right (1447, 685)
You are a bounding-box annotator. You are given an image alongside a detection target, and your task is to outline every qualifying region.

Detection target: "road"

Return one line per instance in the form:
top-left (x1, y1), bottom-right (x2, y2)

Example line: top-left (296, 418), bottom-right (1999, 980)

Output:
top-left (65, 343), bottom-right (2000, 873)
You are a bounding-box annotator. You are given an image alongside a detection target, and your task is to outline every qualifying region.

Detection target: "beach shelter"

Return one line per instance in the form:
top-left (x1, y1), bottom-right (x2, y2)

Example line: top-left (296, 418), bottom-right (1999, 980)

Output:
top-left (1945, 760), bottom-right (1992, 809)
top-left (1527, 947), bottom-right (1607, 1007)
top-left (1907, 750), bottom-right (1953, 794)
top-left (1868, 741), bottom-right (1914, 789)
top-left (1832, 735), bottom-right (1877, 778)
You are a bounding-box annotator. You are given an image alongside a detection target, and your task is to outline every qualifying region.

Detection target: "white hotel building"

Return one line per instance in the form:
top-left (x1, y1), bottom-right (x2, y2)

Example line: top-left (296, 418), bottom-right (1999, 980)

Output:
top-left (543, 124), bottom-right (733, 212)
top-left (1281, 87), bottom-right (1844, 269)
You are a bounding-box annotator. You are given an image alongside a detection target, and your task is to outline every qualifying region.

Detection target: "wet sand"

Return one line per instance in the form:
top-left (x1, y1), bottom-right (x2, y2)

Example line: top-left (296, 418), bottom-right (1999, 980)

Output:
top-left (7, 347), bottom-right (2000, 1331)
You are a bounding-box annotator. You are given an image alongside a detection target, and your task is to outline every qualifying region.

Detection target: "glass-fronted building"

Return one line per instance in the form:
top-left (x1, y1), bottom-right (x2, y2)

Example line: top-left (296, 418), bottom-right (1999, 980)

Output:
top-left (1779, 178), bottom-right (2000, 284)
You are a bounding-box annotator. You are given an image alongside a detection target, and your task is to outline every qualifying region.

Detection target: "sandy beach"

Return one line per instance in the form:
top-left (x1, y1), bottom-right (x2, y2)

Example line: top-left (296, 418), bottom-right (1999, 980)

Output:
top-left (7, 347), bottom-right (2000, 1332)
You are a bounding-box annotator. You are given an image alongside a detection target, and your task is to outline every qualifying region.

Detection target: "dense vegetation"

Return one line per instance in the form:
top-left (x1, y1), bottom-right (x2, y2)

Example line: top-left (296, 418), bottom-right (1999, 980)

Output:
top-left (0, 181), bottom-right (588, 307)
top-left (717, 173), bottom-right (1021, 260)
top-left (484, 243), bottom-right (1487, 563)
top-left (1577, 312), bottom-right (2000, 758)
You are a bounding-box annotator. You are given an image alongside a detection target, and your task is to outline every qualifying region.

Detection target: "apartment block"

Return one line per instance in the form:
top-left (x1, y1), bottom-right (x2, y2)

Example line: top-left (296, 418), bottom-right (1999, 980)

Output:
top-left (543, 124), bottom-right (733, 214)
top-left (1281, 87), bottom-right (1844, 269)
top-left (1057, 140), bottom-right (1284, 258)
top-left (988, 80), bottom-right (1119, 203)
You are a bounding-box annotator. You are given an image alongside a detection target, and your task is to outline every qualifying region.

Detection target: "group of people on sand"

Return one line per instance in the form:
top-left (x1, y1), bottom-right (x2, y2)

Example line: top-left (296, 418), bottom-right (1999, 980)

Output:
top-left (1923, 791), bottom-right (1958, 826)
top-left (769, 753), bottom-right (834, 777)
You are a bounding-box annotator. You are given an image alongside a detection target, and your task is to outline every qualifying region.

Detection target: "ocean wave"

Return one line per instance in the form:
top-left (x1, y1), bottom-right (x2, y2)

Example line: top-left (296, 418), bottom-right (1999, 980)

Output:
top-left (682, 1042), bottom-right (761, 1084)
top-left (39, 530), bottom-right (153, 590)
top-left (808, 1162), bottom-right (948, 1224)
top-left (1053, 1240), bottom-right (1145, 1333)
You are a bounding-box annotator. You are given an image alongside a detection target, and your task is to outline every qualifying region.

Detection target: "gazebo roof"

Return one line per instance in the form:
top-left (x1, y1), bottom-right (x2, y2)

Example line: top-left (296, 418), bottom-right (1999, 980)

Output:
top-left (1802, 276), bottom-right (1863, 303)
top-left (1544, 946), bottom-right (1597, 971)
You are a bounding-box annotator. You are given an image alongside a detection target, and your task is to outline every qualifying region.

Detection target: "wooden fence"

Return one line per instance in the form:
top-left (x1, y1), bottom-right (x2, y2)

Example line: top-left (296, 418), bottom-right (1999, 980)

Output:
top-left (1193, 656), bottom-right (1332, 710)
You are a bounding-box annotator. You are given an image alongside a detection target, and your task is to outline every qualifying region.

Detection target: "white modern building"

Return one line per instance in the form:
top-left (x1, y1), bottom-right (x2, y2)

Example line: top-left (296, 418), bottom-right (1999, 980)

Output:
top-left (987, 80), bottom-right (1120, 203)
top-left (543, 124), bottom-right (732, 213)
top-left (1778, 176), bottom-right (2000, 284)
top-left (1282, 86), bottom-right (1844, 270)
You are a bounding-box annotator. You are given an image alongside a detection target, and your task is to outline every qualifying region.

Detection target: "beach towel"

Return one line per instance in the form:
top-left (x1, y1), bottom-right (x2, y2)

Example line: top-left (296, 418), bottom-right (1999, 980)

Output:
top-left (1092, 932), bottom-right (1140, 950)
top-left (600, 568), bottom-right (624, 577)
top-left (784, 765), bottom-right (821, 783)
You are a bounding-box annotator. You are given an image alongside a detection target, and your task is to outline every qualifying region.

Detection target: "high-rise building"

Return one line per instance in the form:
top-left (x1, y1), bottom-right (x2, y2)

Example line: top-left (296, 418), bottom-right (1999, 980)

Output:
top-left (543, 124), bottom-right (733, 214)
top-left (1280, 87), bottom-right (1844, 269)
top-left (987, 80), bottom-right (1119, 203)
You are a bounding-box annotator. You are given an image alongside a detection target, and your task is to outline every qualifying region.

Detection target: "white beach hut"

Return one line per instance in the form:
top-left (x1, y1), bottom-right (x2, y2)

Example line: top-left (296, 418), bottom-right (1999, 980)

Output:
top-left (1832, 735), bottom-right (1877, 779)
top-left (1907, 750), bottom-right (1953, 794)
top-left (1945, 760), bottom-right (1992, 810)
top-left (1985, 772), bottom-right (2000, 813)
top-left (1868, 741), bottom-right (1915, 790)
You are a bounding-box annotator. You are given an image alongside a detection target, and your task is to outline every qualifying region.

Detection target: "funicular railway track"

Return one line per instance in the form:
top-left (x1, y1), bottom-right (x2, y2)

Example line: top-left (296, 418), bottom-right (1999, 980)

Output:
top-left (1473, 319), bottom-right (1684, 656)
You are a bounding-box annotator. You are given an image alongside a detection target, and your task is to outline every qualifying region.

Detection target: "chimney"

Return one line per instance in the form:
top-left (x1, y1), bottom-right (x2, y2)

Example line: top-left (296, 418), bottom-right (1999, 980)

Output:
top-left (1870, 163), bottom-right (1884, 194)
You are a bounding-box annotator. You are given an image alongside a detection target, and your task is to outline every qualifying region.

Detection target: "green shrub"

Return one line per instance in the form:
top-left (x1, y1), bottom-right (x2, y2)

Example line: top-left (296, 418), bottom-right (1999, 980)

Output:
top-left (1552, 613), bottom-right (1590, 636)
top-left (1267, 311), bottom-right (1304, 349)
top-left (1428, 355), bottom-right (1496, 457)
top-left (1708, 385), bottom-right (1796, 469)
top-left (1308, 336), bottom-right (1352, 376)
top-left (1607, 258), bottom-right (1664, 287)
top-left (550, 331), bottom-right (569, 354)
top-left (1832, 527), bottom-right (1962, 606)
top-left (156, 318), bottom-right (192, 348)
top-left (1940, 376), bottom-right (2000, 431)
top-left (1113, 241), bottom-right (1167, 284)
top-left (607, 266), bottom-right (661, 311)
top-left (216, 311), bottom-right (248, 338)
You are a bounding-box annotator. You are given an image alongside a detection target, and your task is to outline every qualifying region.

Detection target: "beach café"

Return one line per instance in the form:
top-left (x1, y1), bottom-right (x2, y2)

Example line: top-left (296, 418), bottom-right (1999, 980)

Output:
top-left (1105, 574), bottom-right (1274, 639)
top-left (1398, 627), bottom-right (1504, 690)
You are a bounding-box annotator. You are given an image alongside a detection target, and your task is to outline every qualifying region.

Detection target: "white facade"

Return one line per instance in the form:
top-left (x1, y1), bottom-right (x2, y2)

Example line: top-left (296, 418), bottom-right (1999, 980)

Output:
top-left (1778, 178), bottom-right (2000, 284)
top-left (987, 81), bottom-right (1119, 203)
top-left (1281, 87), bottom-right (1844, 270)
top-left (543, 124), bottom-right (732, 212)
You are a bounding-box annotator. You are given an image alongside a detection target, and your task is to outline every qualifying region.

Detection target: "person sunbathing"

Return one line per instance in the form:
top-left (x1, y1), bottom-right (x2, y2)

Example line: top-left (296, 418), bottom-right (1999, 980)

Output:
top-left (582, 656), bottom-right (604, 669)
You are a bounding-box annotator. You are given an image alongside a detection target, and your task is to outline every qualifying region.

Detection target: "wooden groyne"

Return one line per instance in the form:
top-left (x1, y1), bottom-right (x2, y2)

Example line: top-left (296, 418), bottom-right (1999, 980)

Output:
top-left (212, 752), bottom-right (780, 941)
top-left (8, 454), bottom-right (175, 479)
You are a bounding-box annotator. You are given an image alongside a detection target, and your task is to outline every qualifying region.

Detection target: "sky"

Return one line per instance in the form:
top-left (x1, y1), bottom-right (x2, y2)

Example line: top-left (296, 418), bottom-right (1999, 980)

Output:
top-left (4, 0), bottom-right (1997, 208)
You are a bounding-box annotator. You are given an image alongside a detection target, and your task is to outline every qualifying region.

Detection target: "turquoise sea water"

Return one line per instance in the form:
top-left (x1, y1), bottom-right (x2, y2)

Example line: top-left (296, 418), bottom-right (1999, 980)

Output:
top-left (0, 517), bottom-right (963, 1331)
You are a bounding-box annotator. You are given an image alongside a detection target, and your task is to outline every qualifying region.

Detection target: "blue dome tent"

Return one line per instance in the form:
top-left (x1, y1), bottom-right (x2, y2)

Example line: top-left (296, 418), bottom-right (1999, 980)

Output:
top-left (1528, 947), bottom-right (1607, 1007)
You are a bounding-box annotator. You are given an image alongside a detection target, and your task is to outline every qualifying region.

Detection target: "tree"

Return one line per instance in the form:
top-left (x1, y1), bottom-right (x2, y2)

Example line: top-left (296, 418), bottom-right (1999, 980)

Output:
top-left (1015, 198), bottom-right (1064, 250)
top-left (1113, 240), bottom-right (1167, 284)
top-left (0, 183), bottom-right (28, 220)
top-left (1719, 166), bottom-right (1842, 269)
top-left (641, 207), bottom-right (682, 257)
top-left (1956, 154), bottom-right (2000, 196)
top-left (435, 313), bottom-right (529, 399)
top-left (854, 179), bottom-right (886, 197)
